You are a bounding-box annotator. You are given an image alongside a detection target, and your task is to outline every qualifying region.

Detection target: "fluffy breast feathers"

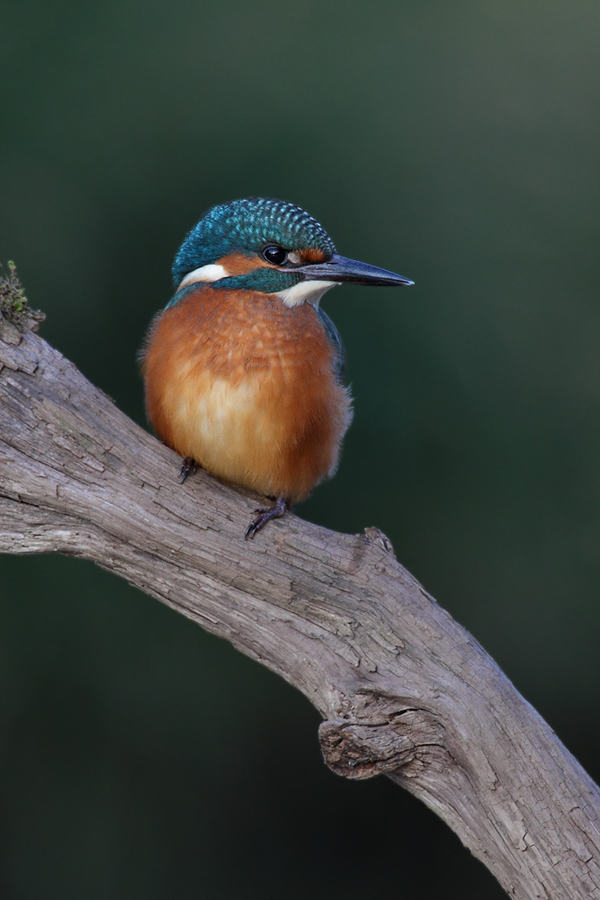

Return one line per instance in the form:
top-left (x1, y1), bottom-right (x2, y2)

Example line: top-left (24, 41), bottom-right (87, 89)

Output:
top-left (141, 286), bottom-right (352, 502)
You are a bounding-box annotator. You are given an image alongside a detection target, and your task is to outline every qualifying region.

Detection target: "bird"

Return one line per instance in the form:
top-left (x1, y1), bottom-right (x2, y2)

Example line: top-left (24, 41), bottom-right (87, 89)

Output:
top-left (141, 198), bottom-right (413, 538)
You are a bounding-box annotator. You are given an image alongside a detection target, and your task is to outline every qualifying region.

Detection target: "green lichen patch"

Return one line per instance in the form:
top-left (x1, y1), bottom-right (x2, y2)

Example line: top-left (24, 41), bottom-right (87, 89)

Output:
top-left (0, 262), bottom-right (45, 344)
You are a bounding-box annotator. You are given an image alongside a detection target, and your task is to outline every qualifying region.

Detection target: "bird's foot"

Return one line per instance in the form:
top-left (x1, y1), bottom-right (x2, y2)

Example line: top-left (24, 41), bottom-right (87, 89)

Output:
top-left (178, 457), bottom-right (197, 484)
top-left (245, 496), bottom-right (288, 540)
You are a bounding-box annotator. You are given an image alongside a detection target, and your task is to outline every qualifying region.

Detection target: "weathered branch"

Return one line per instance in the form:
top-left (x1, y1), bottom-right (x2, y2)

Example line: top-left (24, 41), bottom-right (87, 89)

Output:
top-left (1, 315), bottom-right (599, 899)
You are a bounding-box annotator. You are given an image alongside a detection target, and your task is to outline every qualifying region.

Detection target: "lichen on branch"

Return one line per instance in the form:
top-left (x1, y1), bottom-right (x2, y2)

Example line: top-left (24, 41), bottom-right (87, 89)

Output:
top-left (0, 262), bottom-right (45, 345)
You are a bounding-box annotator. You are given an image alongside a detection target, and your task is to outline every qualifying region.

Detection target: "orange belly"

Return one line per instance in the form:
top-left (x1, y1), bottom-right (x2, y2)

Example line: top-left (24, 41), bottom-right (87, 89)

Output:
top-left (141, 286), bottom-right (352, 502)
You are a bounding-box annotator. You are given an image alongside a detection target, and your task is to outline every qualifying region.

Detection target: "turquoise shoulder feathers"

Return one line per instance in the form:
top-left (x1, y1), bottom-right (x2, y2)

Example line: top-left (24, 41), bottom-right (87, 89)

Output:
top-left (316, 306), bottom-right (345, 383)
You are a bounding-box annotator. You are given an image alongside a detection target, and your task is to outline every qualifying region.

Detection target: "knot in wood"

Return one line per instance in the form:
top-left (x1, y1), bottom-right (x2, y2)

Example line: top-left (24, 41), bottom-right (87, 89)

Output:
top-left (360, 526), bottom-right (396, 557)
top-left (319, 708), bottom-right (444, 780)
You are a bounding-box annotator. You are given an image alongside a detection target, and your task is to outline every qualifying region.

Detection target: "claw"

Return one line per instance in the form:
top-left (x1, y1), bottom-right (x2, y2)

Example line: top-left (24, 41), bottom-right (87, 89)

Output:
top-left (178, 457), bottom-right (197, 484)
top-left (245, 496), bottom-right (287, 540)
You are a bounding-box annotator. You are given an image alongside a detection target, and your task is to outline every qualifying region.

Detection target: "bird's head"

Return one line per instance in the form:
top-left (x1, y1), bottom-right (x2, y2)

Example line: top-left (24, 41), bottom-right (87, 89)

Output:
top-left (171, 198), bottom-right (412, 308)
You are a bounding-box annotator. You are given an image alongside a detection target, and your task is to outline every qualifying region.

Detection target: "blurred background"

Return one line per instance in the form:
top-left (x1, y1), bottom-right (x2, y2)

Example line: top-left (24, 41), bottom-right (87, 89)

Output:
top-left (1, 0), bottom-right (600, 897)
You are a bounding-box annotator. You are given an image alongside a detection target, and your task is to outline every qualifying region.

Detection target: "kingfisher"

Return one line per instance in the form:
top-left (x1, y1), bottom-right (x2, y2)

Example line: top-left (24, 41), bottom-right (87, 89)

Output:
top-left (141, 198), bottom-right (413, 538)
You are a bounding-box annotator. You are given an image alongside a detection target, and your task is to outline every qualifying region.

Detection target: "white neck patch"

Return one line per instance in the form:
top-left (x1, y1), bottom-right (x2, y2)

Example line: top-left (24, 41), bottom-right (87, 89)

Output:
top-left (179, 263), bottom-right (228, 289)
top-left (178, 266), bottom-right (338, 309)
top-left (274, 279), bottom-right (338, 308)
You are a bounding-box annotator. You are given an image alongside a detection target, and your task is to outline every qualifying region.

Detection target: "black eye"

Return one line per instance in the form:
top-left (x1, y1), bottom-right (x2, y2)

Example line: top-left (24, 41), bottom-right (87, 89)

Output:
top-left (262, 245), bottom-right (287, 265)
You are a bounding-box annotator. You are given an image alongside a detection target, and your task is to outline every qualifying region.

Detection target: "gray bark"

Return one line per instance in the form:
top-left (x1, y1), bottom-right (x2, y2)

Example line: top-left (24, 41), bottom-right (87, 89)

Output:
top-left (1, 317), bottom-right (599, 899)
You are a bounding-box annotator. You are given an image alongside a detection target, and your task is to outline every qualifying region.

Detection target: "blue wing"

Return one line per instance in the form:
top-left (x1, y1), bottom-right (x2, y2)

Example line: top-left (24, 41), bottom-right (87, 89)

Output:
top-left (316, 306), bottom-right (346, 383)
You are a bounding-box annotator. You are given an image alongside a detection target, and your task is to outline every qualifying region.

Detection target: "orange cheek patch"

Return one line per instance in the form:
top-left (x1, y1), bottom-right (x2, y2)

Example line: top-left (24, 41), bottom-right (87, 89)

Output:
top-left (217, 252), bottom-right (265, 276)
top-left (299, 247), bottom-right (326, 264)
top-left (218, 248), bottom-right (326, 273)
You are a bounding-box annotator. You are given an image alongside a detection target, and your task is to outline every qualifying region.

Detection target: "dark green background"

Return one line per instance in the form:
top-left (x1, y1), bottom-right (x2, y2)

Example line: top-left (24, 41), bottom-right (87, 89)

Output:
top-left (2, 1), bottom-right (600, 897)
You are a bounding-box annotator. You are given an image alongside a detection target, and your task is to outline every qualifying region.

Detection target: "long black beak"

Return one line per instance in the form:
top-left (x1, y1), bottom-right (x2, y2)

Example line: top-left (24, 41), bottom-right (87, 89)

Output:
top-left (299, 253), bottom-right (413, 287)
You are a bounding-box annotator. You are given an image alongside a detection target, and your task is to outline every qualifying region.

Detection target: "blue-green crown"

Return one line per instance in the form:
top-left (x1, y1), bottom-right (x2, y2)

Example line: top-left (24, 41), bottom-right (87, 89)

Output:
top-left (172, 198), bottom-right (336, 286)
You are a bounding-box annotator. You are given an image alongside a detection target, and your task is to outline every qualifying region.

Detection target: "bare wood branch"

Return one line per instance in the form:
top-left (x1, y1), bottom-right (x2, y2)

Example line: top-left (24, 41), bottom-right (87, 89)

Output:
top-left (1, 321), bottom-right (600, 900)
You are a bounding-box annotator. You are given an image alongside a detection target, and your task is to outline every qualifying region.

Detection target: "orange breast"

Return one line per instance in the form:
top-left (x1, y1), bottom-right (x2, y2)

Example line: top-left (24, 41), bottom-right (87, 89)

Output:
top-left (141, 286), bottom-right (352, 502)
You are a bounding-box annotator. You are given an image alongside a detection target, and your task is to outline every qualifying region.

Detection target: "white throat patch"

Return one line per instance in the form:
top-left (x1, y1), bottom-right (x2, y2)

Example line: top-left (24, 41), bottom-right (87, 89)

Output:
top-left (274, 279), bottom-right (338, 308)
top-left (178, 263), bottom-right (228, 289)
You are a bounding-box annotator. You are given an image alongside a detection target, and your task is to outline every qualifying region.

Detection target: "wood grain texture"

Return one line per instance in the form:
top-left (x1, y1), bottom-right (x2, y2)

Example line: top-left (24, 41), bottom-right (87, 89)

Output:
top-left (1, 321), bottom-right (600, 899)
